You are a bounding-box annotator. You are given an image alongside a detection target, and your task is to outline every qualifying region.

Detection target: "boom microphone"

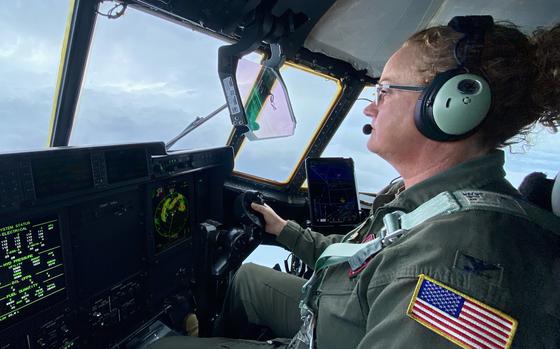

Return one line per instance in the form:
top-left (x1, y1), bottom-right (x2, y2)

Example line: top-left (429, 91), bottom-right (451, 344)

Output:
top-left (362, 124), bottom-right (373, 135)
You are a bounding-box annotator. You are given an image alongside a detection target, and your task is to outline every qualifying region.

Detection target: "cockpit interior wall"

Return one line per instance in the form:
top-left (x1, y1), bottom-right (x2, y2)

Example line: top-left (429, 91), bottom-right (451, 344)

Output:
top-left (0, 143), bottom-right (234, 348)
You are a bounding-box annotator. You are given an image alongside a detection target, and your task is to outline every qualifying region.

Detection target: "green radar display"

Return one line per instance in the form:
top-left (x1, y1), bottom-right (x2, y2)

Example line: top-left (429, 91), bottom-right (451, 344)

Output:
top-left (152, 180), bottom-right (190, 253)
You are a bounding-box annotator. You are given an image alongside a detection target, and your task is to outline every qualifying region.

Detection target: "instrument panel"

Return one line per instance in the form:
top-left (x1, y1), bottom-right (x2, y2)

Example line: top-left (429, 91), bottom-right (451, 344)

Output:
top-left (0, 142), bottom-right (233, 348)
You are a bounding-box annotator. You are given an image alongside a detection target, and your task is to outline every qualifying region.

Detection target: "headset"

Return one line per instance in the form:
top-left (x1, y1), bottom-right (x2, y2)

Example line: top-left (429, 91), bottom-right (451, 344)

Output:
top-left (414, 15), bottom-right (494, 142)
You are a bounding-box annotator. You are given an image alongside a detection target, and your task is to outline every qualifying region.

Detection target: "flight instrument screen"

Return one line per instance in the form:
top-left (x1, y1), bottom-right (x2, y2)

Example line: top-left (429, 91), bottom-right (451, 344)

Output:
top-left (152, 179), bottom-right (191, 254)
top-left (0, 216), bottom-right (66, 328)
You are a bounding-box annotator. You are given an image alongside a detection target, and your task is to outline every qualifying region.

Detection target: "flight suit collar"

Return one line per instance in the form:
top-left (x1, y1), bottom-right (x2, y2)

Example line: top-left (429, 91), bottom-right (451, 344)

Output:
top-left (370, 178), bottom-right (403, 211)
top-left (385, 150), bottom-right (511, 212)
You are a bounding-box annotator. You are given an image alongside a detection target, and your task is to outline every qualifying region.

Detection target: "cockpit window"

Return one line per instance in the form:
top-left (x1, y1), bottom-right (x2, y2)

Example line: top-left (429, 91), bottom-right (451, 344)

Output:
top-left (234, 64), bottom-right (341, 183)
top-left (0, 1), bottom-right (70, 153)
top-left (70, 4), bottom-right (233, 149)
top-left (322, 86), bottom-right (399, 193)
top-left (504, 127), bottom-right (560, 187)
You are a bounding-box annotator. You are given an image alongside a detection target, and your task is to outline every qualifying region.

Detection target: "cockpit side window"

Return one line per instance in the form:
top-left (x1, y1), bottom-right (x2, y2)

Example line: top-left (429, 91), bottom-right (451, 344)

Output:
top-left (0, 1), bottom-right (70, 152)
top-left (322, 86), bottom-right (399, 194)
top-left (504, 127), bottom-right (560, 187)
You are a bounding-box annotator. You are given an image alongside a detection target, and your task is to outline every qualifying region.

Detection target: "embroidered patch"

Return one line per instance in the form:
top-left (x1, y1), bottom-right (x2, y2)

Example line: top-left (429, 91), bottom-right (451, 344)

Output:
top-left (453, 251), bottom-right (504, 284)
top-left (457, 190), bottom-right (525, 215)
top-left (407, 274), bottom-right (517, 349)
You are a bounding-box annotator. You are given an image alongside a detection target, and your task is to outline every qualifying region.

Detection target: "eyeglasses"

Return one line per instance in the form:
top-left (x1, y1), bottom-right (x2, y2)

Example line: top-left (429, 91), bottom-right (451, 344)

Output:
top-left (359, 83), bottom-right (426, 105)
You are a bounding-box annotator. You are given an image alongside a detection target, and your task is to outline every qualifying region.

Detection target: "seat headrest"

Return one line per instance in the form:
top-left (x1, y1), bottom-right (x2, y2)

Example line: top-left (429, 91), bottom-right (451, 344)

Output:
top-left (518, 172), bottom-right (553, 212)
top-left (552, 172), bottom-right (560, 216)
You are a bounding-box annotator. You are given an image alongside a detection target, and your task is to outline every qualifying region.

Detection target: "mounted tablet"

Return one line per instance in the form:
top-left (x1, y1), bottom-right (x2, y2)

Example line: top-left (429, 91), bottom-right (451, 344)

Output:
top-left (305, 157), bottom-right (360, 227)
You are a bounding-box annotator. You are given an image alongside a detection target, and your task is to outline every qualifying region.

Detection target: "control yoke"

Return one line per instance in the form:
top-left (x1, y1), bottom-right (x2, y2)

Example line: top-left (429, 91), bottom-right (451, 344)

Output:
top-left (201, 191), bottom-right (266, 276)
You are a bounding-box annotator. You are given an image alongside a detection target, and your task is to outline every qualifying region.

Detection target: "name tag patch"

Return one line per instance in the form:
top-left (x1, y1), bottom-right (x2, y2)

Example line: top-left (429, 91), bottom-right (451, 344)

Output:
top-left (407, 274), bottom-right (517, 349)
top-left (457, 191), bottom-right (526, 216)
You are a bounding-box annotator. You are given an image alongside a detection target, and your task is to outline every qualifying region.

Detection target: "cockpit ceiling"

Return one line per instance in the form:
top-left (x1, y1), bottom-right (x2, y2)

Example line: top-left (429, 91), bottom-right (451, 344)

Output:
top-left (304, 0), bottom-right (560, 78)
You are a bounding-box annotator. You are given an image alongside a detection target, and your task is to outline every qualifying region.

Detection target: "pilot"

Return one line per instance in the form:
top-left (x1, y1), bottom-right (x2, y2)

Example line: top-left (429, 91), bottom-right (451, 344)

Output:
top-left (152, 17), bottom-right (560, 349)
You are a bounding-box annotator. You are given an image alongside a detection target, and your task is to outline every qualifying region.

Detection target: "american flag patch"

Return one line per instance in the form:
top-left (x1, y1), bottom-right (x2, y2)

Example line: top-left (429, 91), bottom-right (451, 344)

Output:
top-left (407, 274), bottom-right (517, 349)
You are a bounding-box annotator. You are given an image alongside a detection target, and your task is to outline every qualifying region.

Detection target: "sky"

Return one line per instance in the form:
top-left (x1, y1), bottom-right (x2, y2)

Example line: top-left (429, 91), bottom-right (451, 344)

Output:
top-left (1, 1), bottom-right (559, 268)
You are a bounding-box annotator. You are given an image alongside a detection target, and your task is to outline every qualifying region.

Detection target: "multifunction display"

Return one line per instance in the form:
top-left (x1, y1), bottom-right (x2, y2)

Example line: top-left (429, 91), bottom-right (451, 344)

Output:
top-left (152, 179), bottom-right (191, 253)
top-left (0, 216), bottom-right (66, 328)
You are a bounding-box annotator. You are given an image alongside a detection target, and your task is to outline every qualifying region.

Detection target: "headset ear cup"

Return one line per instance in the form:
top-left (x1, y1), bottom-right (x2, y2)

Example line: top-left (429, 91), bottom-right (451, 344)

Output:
top-left (414, 70), bottom-right (461, 141)
top-left (414, 87), bottom-right (439, 140)
top-left (414, 69), bottom-right (491, 142)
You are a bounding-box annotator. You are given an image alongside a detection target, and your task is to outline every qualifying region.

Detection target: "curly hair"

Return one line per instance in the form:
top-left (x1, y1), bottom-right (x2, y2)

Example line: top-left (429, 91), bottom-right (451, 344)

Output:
top-left (404, 22), bottom-right (560, 149)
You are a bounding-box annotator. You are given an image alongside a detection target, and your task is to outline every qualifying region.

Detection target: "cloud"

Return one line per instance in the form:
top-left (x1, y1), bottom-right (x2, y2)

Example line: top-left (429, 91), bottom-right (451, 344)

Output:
top-left (0, 36), bottom-right (20, 58)
top-left (0, 1), bottom-right (68, 74)
top-left (88, 80), bottom-right (197, 97)
top-left (71, 87), bottom-right (232, 149)
top-left (0, 91), bottom-right (53, 152)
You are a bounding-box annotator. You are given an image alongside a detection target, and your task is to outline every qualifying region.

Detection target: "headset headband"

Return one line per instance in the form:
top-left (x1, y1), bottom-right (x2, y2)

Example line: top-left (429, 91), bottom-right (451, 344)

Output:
top-left (448, 16), bottom-right (494, 70)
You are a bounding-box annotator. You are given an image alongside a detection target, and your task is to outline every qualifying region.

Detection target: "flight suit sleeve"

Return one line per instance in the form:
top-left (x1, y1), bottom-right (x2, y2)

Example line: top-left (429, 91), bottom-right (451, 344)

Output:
top-left (356, 278), bottom-right (458, 349)
top-left (276, 220), bottom-right (344, 268)
top-left (355, 212), bottom-right (509, 349)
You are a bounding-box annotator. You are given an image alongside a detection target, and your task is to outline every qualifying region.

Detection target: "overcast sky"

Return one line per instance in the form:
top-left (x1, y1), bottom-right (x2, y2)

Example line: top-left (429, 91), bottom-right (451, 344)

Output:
top-left (1, 1), bottom-right (558, 267)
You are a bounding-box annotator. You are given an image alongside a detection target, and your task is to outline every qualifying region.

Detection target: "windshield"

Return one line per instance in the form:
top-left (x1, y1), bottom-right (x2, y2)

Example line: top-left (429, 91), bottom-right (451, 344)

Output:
top-left (70, 4), bottom-right (233, 150)
top-left (68, 4), bottom-right (342, 185)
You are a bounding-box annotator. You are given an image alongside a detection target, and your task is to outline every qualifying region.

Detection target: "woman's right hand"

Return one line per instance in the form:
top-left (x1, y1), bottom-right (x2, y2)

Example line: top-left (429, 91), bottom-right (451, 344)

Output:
top-left (250, 202), bottom-right (287, 236)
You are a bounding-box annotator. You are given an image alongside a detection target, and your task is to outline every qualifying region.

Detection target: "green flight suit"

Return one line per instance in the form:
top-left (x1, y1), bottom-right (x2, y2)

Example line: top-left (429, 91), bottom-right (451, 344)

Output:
top-left (152, 150), bottom-right (560, 348)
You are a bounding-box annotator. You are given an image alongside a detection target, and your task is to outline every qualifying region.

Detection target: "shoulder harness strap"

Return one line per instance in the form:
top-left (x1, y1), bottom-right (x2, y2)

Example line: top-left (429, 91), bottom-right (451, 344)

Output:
top-left (315, 190), bottom-right (560, 274)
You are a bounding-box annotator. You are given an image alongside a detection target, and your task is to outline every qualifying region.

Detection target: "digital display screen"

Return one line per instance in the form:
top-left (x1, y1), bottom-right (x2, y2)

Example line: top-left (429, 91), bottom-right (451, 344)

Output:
top-left (0, 216), bottom-right (66, 329)
top-left (152, 179), bottom-right (191, 254)
top-left (32, 153), bottom-right (93, 198)
top-left (306, 158), bottom-right (360, 226)
top-left (106, 148), bottom-right (148, 184)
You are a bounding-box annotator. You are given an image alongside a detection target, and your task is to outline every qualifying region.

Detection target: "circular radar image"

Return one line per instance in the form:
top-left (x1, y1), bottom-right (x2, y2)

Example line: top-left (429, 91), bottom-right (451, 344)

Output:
top-left (154, 191), bottom-right (189, 240)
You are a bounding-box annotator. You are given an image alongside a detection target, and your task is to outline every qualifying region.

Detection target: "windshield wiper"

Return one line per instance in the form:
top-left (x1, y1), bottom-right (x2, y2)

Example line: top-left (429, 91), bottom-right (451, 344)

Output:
top-left (165, 104), bottom-right (227, 151)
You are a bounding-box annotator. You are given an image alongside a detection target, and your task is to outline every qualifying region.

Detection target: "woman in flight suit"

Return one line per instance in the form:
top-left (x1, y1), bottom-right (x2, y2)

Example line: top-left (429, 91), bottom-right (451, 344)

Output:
top-left (153, 17), bottom-right (560, 349)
